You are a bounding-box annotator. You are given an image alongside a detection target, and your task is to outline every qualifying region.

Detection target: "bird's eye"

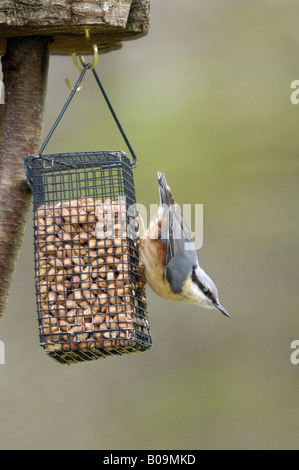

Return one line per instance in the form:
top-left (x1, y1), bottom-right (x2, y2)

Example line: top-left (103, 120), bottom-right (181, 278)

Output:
top-left (202, 286), bottom-right (210, 295)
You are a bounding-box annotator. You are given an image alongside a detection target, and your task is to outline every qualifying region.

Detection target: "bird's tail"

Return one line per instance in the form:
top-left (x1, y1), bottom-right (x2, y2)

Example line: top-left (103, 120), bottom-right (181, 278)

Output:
top-left (157, 171), bottom-right (175, 206)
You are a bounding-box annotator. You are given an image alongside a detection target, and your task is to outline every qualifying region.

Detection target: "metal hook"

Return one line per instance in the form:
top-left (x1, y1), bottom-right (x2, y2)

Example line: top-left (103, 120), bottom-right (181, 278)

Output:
top-left (65, 53), bottom-right (85, 92)
top-left (78, 29), bottom-right (99, 70)
top-left (65, 29), bottom-right (98, 92)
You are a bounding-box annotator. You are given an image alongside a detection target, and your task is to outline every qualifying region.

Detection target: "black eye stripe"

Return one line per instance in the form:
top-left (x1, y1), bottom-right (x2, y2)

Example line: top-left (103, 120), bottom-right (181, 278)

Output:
top-left (191, 266), bottom-right (214, 301)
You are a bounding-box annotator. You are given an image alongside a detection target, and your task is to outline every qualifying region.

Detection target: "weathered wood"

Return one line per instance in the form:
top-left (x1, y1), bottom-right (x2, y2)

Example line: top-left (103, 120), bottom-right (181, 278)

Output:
top-left (127, 0), bottom-right (150, 32)
top-left (0, 0), bottom-right (150, 55)
top-left (0, 37), bottom-right (50, 321)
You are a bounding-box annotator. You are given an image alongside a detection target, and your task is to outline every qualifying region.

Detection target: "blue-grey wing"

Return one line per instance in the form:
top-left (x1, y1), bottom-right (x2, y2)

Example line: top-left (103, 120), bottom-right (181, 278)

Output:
top-left (157, 171), bottom-right (198, 292)
top-left (160, 203), bottom-right (198, 293)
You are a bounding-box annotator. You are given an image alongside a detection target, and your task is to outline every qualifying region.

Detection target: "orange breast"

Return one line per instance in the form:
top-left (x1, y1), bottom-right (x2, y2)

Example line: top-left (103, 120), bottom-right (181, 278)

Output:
top-left (140, 237), bottom-right (179, 301)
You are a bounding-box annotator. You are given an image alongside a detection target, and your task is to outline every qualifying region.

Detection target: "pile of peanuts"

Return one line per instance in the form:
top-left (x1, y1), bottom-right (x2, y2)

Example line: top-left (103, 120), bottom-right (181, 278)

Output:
top-left (34, 196), bottom-right (150, 362)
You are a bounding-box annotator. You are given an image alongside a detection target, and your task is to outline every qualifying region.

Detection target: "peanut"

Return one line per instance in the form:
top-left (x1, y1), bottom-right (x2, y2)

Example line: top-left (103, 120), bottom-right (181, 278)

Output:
top-left (35, 196), bottom-right (149, 360)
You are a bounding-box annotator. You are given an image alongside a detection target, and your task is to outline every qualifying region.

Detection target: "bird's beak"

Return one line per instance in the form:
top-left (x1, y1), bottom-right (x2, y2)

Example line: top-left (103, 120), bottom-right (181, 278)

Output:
top-left (213, 301), bottom-right (230, 318)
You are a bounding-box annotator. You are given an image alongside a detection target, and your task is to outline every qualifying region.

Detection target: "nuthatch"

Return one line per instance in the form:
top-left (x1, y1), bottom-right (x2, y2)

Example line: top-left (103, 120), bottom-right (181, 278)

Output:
top-left (139, 172), bottom-right (230, 318)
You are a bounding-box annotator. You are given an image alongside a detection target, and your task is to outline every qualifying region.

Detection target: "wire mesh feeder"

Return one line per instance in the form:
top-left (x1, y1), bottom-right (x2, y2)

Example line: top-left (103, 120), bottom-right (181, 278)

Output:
top-left (24, 151), bottom-right (151, 364)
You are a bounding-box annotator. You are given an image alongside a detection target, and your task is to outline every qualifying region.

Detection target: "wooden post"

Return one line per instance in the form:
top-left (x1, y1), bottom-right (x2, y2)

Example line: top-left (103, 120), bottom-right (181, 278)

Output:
top-left (0, 0), bottom-right (150, 322)
top-left (0, 37), bottom-right (50, 321)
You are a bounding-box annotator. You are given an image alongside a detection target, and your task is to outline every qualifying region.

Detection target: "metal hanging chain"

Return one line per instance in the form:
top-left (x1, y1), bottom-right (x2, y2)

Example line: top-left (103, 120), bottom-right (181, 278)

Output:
top-left (38, 61), bottom-right (137, 168)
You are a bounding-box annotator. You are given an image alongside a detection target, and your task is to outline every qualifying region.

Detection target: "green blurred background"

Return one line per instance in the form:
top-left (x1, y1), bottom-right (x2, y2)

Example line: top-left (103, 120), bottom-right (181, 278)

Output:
top-left (0, 0), bottom-right (298, 449)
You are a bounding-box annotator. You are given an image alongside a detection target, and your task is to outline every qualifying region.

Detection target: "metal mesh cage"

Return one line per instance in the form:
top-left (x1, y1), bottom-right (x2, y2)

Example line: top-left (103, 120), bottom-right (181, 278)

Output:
top-left (24, 151), bottom-right (152, 365)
